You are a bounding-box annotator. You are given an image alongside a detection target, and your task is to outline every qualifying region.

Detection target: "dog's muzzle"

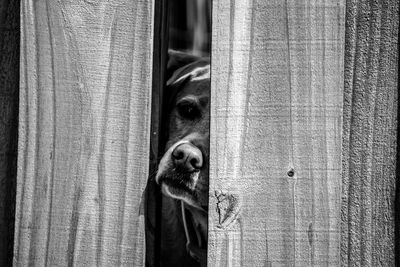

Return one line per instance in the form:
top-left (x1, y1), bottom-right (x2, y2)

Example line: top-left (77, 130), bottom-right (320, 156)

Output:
top-left (156, 139), bottom-right (206, 209)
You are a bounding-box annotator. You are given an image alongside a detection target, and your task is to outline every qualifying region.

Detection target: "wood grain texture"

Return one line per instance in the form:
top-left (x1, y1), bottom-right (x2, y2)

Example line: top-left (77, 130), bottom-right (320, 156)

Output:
top-left (0, 0), bottom-right (19, 265)
top-left (15, 0), bottom-right (153, 265)
top-left (341, 1), bottom-right (399, 266)
top-left (208, 0), bottom-right (345, 266)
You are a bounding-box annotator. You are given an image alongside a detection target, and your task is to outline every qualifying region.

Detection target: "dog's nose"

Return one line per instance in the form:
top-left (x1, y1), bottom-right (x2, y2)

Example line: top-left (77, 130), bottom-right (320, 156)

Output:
top-left (172, 143), bottom-right (203, 171)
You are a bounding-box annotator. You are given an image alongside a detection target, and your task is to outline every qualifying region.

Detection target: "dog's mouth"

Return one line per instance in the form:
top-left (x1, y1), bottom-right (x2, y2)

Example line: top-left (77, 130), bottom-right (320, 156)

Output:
top-left (162, 176), bottom-right (194, 194)
top-left (158, 169), bottom-right (204, 209)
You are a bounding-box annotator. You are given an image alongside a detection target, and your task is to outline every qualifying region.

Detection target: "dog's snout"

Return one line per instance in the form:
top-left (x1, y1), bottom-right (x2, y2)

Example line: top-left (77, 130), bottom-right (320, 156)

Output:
top-left (172, 143), bottom-right (203, 172)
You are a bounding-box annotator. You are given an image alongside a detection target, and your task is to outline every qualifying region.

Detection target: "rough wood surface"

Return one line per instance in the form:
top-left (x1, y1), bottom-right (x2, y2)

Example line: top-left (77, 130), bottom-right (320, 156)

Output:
top-left (208, 1), bottom-right (345, 266)
top-left (15, 1), bottom-right (153, 265)
top-left (0, 0), bottom-right (19, 265)
top-left (341, 1), bottom-right (399, 266)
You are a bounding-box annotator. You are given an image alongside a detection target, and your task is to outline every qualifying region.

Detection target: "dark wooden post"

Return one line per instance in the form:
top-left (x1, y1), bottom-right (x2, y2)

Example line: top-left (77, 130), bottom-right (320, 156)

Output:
top-left (341, 1), bottom-right (399, 266)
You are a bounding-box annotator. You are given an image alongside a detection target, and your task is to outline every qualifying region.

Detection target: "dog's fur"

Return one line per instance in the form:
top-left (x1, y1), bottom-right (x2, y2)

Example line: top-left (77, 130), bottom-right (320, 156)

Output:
top-left (155, 51), bottom-right (210, 266)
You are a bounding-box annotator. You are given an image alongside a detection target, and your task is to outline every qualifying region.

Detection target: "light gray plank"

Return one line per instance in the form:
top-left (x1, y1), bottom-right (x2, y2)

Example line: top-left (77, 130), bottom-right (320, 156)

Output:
top-left (15, 0), bottom-right (153, 265)
top-left (209, 1), bottom-right (345, 266)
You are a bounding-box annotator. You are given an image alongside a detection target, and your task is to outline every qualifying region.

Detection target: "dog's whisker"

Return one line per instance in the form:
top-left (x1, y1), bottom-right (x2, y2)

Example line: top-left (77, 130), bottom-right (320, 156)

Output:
top-left (147, 168), bottom-right (159, 180)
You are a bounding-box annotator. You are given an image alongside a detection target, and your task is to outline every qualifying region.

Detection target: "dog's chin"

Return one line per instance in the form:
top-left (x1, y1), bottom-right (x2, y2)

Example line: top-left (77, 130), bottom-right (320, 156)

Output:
top-left (158, 172), bottom-right (203, 210)
top-left (161, 183), bottom-right (202, 210)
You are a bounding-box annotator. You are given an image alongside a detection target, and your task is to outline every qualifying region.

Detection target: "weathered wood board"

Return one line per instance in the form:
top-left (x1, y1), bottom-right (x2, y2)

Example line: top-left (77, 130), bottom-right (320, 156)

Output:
top-left (208, 1), bottom-right (345, 266)
top-left (0, 0), bottom-right (19, 265)
top-left (341, 1), bottom-right (399, 266)
top-left (14, 0), bottom-right (400, 265)
top-left (15, 0), bottom-right (153, 265)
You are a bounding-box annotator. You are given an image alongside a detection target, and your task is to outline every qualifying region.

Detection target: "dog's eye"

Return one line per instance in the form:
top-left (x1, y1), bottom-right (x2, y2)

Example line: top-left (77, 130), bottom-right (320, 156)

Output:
top-left (176, 102), bottom-right (201, 120)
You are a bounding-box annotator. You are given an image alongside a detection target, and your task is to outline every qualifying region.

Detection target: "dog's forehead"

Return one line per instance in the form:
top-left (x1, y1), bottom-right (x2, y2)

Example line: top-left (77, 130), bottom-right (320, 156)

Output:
top-left (176, 79), bottom-right (210, 100)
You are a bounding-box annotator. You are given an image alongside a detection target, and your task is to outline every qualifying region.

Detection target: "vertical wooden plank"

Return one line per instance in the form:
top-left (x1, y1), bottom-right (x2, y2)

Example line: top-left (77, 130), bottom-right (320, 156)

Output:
top-left (15, 0), bottom-right (153, 265)
top-left (341, 1), bottom-right (399, 266)
top-left (209, 0), bottom-right (345, 266)
top-left (0, 0), bottom-right (19, 265)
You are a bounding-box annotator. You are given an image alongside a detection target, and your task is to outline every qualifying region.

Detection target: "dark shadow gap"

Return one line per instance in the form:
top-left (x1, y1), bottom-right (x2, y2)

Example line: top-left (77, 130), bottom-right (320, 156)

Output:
top-left (0, 0), bottom-right (19, 265)
top-left (146, 1), bottom-right (211, 266)
top-left (146, 0), bottom-right (169, 266)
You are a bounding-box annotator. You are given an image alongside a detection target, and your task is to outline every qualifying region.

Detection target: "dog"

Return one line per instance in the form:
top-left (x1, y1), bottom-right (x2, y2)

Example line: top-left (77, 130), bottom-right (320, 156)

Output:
top-left (155, 50), bottom-right (210, 266)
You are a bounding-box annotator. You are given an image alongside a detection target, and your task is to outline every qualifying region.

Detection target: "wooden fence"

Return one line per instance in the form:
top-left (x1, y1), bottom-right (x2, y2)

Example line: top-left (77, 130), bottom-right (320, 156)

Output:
top-left (209, 0), bottom-right (344, 265)
top-left (341, 0), bottom-right (399, 265)
top-left (0, 0), bottom-right (398, 266)
top-left (15, 1), bottom-right (153, 265)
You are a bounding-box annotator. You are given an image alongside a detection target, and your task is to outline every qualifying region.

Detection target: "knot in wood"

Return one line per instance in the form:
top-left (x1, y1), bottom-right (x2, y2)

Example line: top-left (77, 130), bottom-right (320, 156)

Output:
top-left (214, 190), bottom-right (241, 229)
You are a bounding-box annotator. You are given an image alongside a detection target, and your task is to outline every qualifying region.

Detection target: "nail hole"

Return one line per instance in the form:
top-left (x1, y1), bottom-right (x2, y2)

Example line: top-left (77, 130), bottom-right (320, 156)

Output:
top-left (287, 168), bottom-right (295, 177)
